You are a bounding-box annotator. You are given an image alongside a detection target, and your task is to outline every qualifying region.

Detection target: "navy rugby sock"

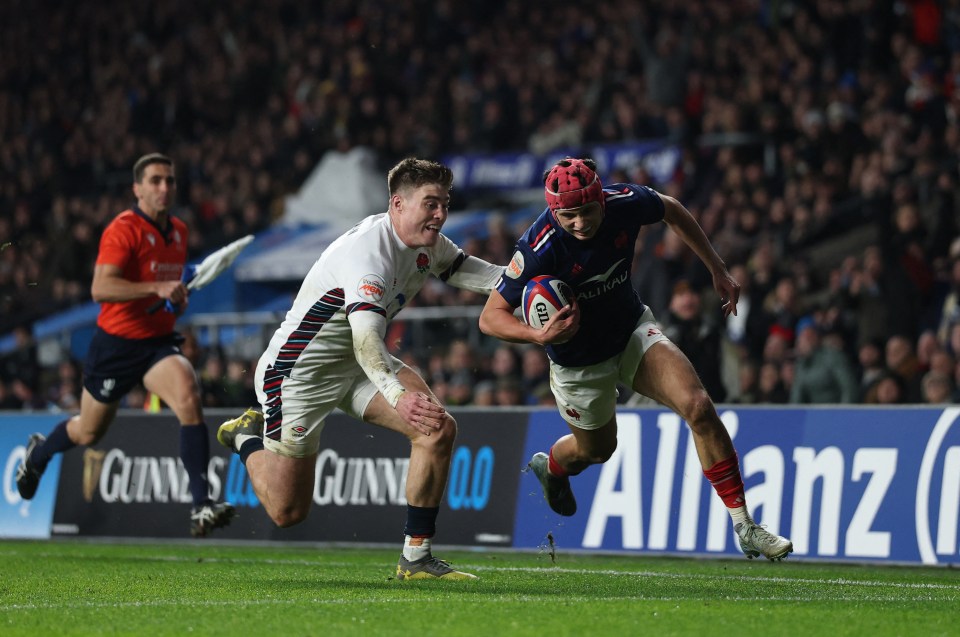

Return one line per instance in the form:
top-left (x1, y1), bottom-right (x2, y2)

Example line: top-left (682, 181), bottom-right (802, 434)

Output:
top-left (403, 504), bottom-right (439, 538)
top-left (238, 437), bottom-right (264, 465)
top-left (31, 419), bottom-right (75, 472)
top-left (180, 423), bottom-right (211, 506)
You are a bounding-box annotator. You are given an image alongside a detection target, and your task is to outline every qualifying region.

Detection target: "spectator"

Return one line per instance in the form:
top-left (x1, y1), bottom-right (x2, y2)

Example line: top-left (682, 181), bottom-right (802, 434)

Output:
top-left (885, 334), bottom-right (924, 402)
top-left (199, 353), bottom-right (231, 408)
top-left (758, 362), bottom-right (790, 404)
top-left (223, 359), bottom-right (258, 407)
top-left (489, 345), bottom-right (521, 383)
top-left (929, 349), bottom-right (956, 378)
top-left (921, 370), bottom-right (954, 404)
top-left (849, 246), bottom-right (922, 345)
top-left (446, 370), bottom-right (475, 407)
top-left (732, 359), bottom-right (760, 404)
top-left (864, 371), bottom-right (906, 405)
top-left (856, 339), bottom-right (887, 402)
top-left (473, 380), bottom-right (496, 407)
top-left (494, 376), bottom-right (524, 406)
top-left (0, 326), bottom-right (40, 394)
top-left (916, 329), bottom-right (941, 374)
top-left (659, 279), bottom-right (727, 402)
top-left (724, 263), bottom-right (768, 363)
top-left (519, 347), bottom-right (550, 403)
top-left (790, 318), bottom-right (859, 404)
top-left (935, 258), bottom-right (960, 342)
top-left (6, 0), bottom-right (960, 409)
top-left (762, 276), bottom-right (805, 346)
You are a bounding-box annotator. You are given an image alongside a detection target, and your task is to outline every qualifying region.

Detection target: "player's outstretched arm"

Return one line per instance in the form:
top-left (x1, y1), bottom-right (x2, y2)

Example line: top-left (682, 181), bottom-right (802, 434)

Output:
top-left (442, 254), bottom-right (504, 295)
top-left (659, 194), bottom-right (740, 317)
top-left (348, 309), bottom-right (444, 436)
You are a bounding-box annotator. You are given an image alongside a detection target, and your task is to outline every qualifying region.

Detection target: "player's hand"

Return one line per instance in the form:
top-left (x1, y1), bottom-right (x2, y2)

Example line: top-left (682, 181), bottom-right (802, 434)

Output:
top-left (155, 280), bottom-right (188, 305)
top-left (714, 271), bottom-right (741, 318)
top-left (396, 391), bottom-right (447, 436)
top-left (541, 299), bottom-right (580, 345)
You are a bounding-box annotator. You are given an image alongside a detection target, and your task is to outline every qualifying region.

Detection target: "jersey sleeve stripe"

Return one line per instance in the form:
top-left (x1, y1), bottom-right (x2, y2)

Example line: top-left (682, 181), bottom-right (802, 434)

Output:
top-left (346, 302), bottom-right (387, 316)
top-left (437, 251), bottom-right (467, 282)
top-left (531, 227), bottom-right (556, 254)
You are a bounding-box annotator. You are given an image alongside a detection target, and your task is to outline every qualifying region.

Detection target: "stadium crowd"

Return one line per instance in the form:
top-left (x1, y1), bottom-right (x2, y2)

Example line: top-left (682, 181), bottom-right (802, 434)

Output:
top-left (3, 0), bottom-right (960, 410)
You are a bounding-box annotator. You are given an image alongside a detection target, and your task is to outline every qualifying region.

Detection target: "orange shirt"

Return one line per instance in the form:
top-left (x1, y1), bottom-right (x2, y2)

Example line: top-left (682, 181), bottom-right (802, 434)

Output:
top-left (95, 207), bottom-right (189, 339)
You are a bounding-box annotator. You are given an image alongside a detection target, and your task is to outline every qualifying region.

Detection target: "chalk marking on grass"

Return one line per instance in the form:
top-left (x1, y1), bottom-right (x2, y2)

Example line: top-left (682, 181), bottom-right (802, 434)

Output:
top-left (472, 566), bottom-right (960, 592)
top-left (3, 549), bottom-right (958, 595)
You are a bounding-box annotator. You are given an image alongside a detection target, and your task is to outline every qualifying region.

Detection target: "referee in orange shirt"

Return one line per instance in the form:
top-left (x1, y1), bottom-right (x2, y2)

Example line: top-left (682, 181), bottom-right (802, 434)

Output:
top-left (15, 153), bottom-right (235, 537)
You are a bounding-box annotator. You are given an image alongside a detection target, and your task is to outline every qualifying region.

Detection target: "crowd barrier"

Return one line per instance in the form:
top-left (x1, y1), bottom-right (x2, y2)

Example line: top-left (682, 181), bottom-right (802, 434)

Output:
top-left (2, 406), bottom-right (958, 566)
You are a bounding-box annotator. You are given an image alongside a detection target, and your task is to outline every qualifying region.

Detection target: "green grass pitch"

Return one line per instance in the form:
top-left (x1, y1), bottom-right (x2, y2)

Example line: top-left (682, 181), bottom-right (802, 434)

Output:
top-left (1, 540), bottom-right (957, 636)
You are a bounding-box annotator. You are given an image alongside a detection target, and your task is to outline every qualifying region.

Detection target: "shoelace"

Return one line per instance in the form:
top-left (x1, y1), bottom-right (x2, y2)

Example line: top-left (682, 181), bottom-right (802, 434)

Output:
top-left (426, 557), bottom-right (454, 571)
top-left (742, 524), bottom-right (781, 546)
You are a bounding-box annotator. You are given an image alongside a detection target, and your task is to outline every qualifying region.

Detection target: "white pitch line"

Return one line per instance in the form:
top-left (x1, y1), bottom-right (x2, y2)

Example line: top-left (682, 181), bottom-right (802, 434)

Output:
top-left (3, 550), bottom-right (959, 595)
top-left (477, 566), bottom-right (960, 591)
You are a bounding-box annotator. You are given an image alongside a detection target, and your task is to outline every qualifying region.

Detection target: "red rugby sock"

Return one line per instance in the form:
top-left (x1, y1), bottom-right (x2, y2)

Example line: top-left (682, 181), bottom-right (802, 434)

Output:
top-left (548, 447), bottom-right (569, 477)
top-left (703, 454), bottom-right (745, 509)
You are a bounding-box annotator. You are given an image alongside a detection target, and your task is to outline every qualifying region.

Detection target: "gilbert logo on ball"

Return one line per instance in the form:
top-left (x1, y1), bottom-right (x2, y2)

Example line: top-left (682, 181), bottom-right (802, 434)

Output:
top-left (522, 275), bottom-right (574, 329)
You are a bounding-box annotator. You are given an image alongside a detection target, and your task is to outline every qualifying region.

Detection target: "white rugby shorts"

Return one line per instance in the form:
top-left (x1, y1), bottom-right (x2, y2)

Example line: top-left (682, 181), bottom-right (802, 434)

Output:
top-left (549, 307), bottom-right (669, 430)
top-left (255, 355), bottom-right (407, 457)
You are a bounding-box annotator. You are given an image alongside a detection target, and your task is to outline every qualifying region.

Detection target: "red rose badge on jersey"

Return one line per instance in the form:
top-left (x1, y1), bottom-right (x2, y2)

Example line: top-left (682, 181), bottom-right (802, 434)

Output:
top-left (416, 253), bottom-right (430, 273)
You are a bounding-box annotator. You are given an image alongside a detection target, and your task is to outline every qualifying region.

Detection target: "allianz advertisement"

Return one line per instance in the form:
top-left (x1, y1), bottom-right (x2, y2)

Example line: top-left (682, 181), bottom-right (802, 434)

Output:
top-left (3, 407), bottom-right (959, 566)
top-left (514, 407), bottom-right (960, 565)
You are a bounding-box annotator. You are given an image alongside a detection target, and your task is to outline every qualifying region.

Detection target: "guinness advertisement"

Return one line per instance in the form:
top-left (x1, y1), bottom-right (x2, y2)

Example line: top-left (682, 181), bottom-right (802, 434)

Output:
top-left (52, 409), bottom-right (529, 546)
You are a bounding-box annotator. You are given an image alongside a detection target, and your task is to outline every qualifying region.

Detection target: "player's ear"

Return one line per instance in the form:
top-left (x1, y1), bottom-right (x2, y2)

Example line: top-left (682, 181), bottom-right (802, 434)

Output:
top-left (389, 192), bottom-right (402, 213)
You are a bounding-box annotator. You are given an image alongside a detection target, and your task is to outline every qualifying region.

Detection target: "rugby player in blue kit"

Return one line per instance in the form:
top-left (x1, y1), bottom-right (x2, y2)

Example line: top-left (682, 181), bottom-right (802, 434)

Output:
top-left (479, 158), bottom-right (792, 560)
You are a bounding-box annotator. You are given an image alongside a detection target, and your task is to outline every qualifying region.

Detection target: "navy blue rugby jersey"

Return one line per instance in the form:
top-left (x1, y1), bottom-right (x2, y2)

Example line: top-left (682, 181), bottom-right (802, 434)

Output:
top-left (497, 183), bottom-right (665, 367)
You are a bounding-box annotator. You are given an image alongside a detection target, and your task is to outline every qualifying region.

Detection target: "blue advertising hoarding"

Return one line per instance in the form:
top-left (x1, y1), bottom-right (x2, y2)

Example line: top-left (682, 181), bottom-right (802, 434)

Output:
top-left (0, 416), bottom-right (65, 539)
top-left (443, 140), bottom-right (681, 192)
top-left (514, 406), bottom-right (960, 565)
top-left (3, 406), bottom-right (959, 566)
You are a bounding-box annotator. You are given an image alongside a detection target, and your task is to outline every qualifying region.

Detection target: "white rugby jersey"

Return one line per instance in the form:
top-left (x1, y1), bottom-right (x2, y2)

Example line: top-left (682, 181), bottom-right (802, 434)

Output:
top-left (259, 213), bottom-right (495, 383)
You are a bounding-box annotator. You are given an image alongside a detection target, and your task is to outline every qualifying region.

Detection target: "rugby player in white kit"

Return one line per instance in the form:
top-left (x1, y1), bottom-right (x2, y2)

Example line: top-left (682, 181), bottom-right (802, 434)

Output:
top-left (218, 158), bottom-right (503, 579)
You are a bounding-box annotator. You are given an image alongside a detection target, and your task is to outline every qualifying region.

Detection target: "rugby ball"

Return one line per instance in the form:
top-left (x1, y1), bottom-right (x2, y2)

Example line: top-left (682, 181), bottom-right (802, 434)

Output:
top-left (522, 275), bottom-right (574, 329)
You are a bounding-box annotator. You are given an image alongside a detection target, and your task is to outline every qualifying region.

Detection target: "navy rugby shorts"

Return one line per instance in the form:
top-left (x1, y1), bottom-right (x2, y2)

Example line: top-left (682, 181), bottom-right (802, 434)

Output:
top-left (82, 327), bottom-right (185, 403)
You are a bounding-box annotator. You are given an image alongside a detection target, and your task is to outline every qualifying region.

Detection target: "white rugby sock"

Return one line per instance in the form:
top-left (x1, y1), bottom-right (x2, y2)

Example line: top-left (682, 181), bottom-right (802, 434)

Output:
top-left (234, 433), bottom-right (257, 451)
top-left (403, 536), bottom-right (432, 562)
top-left (729, 505), bottom-right (751, 526)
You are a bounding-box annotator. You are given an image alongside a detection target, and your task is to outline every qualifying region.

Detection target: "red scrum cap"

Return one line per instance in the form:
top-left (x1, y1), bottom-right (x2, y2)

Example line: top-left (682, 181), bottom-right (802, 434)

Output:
top-left (543, 158), bottom-right (605, 212)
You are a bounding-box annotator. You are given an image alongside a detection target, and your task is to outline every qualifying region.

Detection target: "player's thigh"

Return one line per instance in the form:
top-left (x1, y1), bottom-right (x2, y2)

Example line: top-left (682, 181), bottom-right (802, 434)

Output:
top-left (352, 365), bottom-right (441, 437)
top-left (631, 340), bottom-right (706, 414)
top-left (143, 354), bottom-right (203, 422)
